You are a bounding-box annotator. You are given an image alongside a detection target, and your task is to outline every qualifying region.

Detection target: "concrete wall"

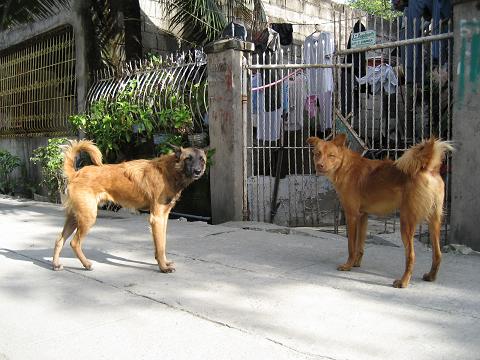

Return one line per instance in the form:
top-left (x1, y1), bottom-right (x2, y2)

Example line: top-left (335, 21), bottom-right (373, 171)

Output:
top-left (450, 0), bottom-right (480, 250)
top-left (139, 0), bottom-right (179, 55)
top-left (137, 0), bottom-right (367, 53)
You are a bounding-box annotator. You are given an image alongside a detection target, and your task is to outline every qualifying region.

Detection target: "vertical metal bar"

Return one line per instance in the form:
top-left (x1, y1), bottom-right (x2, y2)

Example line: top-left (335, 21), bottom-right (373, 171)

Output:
top-left (372, 14), bottom-right (376, 149)
top-left (387, 16), bottom-right (392, 158)
top-left (430, 35), bottom-right (433, 139)
top-left (242, 52), bottom-right (249, 221)
top-left (438, 19), bottom-right (443, 138)
top-left (403, 15), bottom-right (408, 149)
top-left (445, 19), bottom-right (452, 245)
top-left (412, 17), bottom-right (417, 145)
top-left (286, 47), bottom-right (292, 226)
top-left (380, 15), bottom-right (384, 151)
top-left (421, 17), bottom-right (425, 142)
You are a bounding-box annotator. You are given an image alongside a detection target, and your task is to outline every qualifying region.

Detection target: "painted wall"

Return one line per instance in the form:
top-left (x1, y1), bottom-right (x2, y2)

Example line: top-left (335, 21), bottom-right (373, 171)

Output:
top-left (450, 1), bottom-right (480, 250)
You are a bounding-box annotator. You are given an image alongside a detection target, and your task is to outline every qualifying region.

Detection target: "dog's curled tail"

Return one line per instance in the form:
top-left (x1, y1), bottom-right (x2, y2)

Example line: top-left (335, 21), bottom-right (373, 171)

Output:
top-left (64, 140), bottom-right (103, 181)
top-left (395, 138), bottom-right (454, 176)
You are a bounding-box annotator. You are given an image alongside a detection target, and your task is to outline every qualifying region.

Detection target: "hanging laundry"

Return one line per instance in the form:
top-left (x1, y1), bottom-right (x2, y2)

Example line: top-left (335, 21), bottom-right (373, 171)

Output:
top-left (356, 64), bottom-right (399, 95)
top-left (252, 72), bottom-right (264, 116)
top-left (271, 23), bottom-right (293, 46)
top-left (304, 31), bottom-right (334, 131)
top-left (256, 109), bottom-right (283, 141)
top-left (283, 71), bottom-right (307, 131)
top-left (340, 20), bottom-right (367, 118)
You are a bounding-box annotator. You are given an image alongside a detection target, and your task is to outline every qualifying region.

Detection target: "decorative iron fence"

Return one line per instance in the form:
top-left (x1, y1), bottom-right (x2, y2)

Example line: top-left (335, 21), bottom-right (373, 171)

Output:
top-left (86, 50), bottom-right (208, 130)
top-left (0, 26), bottom-right (76, 137)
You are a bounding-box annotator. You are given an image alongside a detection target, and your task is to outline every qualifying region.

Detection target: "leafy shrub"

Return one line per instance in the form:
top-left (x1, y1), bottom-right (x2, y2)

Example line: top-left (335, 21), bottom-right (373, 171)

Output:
top-left (70, 80), bottom-right (195, 162)
top-left (30, 138), bottom-right (68, 203)
top-left (69, 81), bottom-right (155, 162)
top-left (0, 149), bottom-right (21, 195)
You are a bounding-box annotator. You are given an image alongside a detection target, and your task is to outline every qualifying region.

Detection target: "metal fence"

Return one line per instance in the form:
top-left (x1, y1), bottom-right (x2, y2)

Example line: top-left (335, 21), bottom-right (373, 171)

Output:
top-left (86, 50), bottom-right (208, 131)
top-left (244, 13), bottom-right (454, 243)
top-left (0, 26), bottom-right (76, 137)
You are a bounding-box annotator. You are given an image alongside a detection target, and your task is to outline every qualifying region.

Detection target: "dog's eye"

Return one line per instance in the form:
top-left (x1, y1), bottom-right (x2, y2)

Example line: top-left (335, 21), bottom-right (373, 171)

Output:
top-left (328, 154), bottom-right (335, 158)
top-left (188, 155), bottom-right (193, 161)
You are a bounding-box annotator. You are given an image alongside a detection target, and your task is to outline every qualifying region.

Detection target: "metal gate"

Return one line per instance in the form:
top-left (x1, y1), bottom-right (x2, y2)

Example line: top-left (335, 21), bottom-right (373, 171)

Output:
top-left (0, 26), bottom-right (76, 137)
top-left (244, 13), bottom-right (454, 243)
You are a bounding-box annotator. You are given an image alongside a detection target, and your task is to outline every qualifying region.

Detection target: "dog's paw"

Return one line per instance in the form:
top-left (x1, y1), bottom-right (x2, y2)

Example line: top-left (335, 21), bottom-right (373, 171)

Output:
top-left (159, 264), bottom-right (176, 273)
top-left (337, 263), bottom-right (352, 271)
top-left (52, 263), bottom-right (63, 271)
top-left (84, 262), bottom-right (93, 271)
top-left (393, 279), bottom-right (408, 288)
top-left (422, 273), bottom-right (436, 282)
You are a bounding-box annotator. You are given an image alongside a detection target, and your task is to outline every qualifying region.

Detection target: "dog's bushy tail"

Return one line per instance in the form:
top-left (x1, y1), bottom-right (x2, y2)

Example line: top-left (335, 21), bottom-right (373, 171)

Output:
top-left (64, 140), bottom-right (103, 181)
top-left (395, 138), bottom-right (454, 176)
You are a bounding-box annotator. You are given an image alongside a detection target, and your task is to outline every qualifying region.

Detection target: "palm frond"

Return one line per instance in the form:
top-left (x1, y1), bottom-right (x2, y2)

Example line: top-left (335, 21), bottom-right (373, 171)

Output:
top-left (0, 0), bottom-right (70, 30)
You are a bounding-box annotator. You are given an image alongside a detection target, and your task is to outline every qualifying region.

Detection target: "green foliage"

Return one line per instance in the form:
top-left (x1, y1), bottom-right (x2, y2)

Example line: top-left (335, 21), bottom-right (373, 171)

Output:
top-left (0, 149), bottom-right (21, 195)
top-left (70, 80), bottom-right (195, 162)
top-left (206, 148), bottom-right (216, 167)
top-left (155, 134), bottom-right (184, 156)
top-left (348, 0), bottom-right (402, 19)
top-left (30, 138), bottom-right (68, 202)
top-left (69, 81), bottom-right (155, 162)
top-left (157, 104), bottom-right (193, 134)
top-left (0, 0), bottom-right (70, 30)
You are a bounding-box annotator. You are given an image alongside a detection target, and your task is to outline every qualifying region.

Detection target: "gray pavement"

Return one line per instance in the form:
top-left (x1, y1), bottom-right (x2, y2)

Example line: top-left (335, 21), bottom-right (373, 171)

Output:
top-left (0, 196), bottom-right (479, 360)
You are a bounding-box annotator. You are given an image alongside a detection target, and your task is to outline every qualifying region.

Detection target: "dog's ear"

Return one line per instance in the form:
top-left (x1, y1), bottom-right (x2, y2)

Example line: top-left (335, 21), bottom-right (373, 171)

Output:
top-left (332, 133), bottom-right (347, 148)
top-left (168, 143), bottom-right (183, 159)
top-left (306, 137), bottom-right (320, 147)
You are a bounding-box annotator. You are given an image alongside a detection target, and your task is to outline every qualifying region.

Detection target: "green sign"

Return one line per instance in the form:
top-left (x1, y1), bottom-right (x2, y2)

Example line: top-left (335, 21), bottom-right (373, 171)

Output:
top-left (351, 30), bottom-right (376, 49)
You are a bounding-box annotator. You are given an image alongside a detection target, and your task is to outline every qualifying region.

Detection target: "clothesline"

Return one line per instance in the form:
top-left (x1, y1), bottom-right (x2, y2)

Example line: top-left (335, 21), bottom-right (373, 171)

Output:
top-left (252, 68), bottom-right (303, 91)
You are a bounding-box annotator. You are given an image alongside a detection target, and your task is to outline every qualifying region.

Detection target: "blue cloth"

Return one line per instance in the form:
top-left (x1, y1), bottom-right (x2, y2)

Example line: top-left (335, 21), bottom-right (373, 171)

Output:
top-left (282, 82), bottom-right (289, 113)
top-left (400, 0), bottom-right (452, 83)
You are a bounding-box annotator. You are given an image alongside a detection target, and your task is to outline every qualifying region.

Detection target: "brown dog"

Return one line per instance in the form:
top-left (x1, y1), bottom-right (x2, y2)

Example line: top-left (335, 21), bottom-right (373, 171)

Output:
top-left (307, 134), bottom-right (453, 288)
top-left (52, 140), bottom-right (206, 273)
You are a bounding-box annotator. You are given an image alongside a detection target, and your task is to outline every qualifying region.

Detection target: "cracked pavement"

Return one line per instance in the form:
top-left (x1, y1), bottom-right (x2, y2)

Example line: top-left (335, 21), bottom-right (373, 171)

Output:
top-left (1, 196), bottom-right (479, 360)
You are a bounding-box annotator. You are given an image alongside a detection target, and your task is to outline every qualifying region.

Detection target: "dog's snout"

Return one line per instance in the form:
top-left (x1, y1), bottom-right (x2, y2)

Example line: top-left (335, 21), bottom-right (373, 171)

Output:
top-left (194, 168), bottom-right (202, 176)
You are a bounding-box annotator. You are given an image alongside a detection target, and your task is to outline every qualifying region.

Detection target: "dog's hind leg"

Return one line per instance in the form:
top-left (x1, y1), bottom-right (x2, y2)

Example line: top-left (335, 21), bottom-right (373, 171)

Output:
top-left (52, 213), bottom-right (77, 271)
top-left (423, 212), bottom-right (442, 282)
top-left (353, 214), bottom-right (368, 267)
top-left (394, 216), bottom-right (416, 288)
top-left (70, 200), bottom-right (97, 270)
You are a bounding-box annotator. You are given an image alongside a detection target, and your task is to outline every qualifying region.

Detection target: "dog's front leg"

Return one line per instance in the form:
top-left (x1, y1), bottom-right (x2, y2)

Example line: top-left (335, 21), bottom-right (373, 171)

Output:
top-left (150, 205), bottom-right (175, 273)
top-left (337, 212), bottom-right (358, 271)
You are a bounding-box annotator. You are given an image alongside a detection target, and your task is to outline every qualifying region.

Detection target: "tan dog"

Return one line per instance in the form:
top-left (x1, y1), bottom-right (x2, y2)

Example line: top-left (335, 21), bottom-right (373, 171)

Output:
top-left (307, 134), bottom-right (453, 288)
top-left (52, 140), bottom-right (206, 273)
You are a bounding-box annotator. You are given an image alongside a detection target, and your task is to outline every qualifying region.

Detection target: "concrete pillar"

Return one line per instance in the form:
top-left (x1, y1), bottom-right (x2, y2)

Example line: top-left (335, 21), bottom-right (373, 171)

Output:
top-left (450, 1), bottom-right (480, 250)
top-left (205, 39), bottom-right (254, 224)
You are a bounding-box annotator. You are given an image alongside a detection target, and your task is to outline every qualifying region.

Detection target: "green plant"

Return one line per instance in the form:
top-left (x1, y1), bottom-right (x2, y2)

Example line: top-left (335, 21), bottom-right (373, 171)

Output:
top-left (30, 138), bottom-right (68, 202)
top-left (157, 104), bottom-right (193, 134)
top-left (0, 149), bottom-right (21, 195)
top-left (348, 0), bottom-right (402, 19)
top-left (70, 80), bottom-right (155, 162)
top-left (155, 134), bottom-right (184, 156)
top-left (206, 147), bottom-right (216, 167)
